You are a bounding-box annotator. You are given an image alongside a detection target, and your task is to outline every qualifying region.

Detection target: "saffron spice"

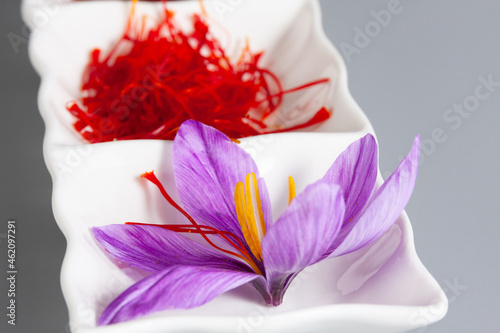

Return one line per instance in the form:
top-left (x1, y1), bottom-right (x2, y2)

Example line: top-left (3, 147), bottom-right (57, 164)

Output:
top-left (68, 1), bottom-right (331, 143)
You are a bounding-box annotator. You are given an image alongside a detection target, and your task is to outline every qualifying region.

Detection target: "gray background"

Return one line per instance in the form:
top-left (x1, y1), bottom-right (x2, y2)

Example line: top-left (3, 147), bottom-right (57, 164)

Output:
top-left (1, 0), bottom-right (499, 332)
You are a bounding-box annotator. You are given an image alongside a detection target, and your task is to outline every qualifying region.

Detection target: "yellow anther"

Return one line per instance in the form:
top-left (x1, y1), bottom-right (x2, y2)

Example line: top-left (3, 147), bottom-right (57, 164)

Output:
top-left (235, 182), bottom-right (260, 260)
top-left (288, 176), bottom-right (296, 205)
top-left (234, 172), bottom-right (267, 261)
top-left (246, 173), bottom-right (266, 238)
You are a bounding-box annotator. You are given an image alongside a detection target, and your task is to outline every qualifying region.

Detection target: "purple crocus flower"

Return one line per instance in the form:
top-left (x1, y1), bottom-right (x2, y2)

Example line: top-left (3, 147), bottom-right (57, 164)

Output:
top-left (92, 120), bottom-right (420, 325)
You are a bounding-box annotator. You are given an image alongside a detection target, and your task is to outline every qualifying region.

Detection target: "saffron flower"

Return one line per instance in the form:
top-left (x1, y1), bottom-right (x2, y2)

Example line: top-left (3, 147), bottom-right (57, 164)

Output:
top-left (92, 120), bottom-right (420, 325)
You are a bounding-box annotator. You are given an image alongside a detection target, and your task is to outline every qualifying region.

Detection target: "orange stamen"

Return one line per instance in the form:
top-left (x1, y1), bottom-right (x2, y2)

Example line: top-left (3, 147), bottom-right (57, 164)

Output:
top-left (234, 172), bottom-right (267, 261)
top-left (235, 182), bottom-right (261, 260)
top-left (288, 176), bottom-right (296, 205)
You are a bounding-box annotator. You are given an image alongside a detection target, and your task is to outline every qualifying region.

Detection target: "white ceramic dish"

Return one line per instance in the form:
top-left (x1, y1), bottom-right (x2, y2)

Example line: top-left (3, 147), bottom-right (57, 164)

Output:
top-left (28, 0), bottom-right (369, 151)
top-left (21, 0), bottom-right (69, 31)
top-left (53, 135), bottom-right (447, 333)
top-left (24, 0), bottom-right (447, 332)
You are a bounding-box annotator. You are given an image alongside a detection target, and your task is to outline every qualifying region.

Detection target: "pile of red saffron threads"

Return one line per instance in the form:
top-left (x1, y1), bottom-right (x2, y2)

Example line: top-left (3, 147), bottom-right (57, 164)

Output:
top-left (67, 1), bottom-right (331, 143)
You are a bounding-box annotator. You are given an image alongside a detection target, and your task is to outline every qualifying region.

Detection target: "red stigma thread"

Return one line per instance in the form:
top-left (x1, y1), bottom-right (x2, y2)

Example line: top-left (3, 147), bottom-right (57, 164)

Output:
top-left (135, 171), bottom-right (262, 274)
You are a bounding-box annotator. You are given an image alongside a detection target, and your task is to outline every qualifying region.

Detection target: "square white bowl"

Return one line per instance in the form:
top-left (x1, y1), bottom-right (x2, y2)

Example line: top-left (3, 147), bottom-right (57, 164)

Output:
top-left (53, 135), bottom-right (447, 333)
top-left (27, 0), bottom-right (371, 151)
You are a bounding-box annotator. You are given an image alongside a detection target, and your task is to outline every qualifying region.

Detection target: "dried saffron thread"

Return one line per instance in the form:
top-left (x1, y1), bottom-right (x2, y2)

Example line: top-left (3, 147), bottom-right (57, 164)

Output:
top-left (137, 172), bottom-right (263, 274)
top-left (68, 1), bottom-right (331, 143)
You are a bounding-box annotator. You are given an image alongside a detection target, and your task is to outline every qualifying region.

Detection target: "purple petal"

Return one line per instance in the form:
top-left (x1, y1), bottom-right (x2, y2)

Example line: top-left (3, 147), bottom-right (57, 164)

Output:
top-left (173, 120), bottom-right (272, 241)
top-left (92, 224), bottom-right (251, 273)
top-left (98, 265), bottom-right (258, 325)
top-left (322, 134), bottom-right (378, 225)
top-left (330, 135), bottom-right (420, 257)
top-left (262, 182), bottom-right (345, 282)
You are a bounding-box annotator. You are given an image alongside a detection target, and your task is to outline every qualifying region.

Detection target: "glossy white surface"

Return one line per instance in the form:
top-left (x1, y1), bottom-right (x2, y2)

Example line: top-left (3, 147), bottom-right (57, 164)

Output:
top-left (24, 0), bottom-right (447, 332)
